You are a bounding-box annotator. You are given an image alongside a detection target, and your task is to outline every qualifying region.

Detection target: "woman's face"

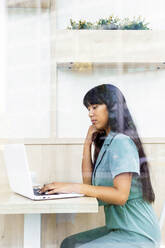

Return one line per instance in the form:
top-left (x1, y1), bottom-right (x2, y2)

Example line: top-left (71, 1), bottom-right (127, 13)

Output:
top-left (87, 103), bottom-right (110, 134)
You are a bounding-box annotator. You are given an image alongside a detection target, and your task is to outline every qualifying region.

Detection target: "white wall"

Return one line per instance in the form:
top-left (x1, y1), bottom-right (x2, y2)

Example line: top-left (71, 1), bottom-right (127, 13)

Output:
top-left (0, 8), bottom-right (51, 138)
top-left (56, 0), bottom-right (165, 30)
top-left (57, 65), bottom-right (165, 138)
top-left (0, 1), bottom-right (6, 114)
top-left (2, 7), bottom-right (165, 139)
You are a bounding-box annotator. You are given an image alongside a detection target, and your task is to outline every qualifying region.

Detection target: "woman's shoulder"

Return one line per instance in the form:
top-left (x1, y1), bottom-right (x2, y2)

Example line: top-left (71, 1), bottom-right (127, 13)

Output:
top-left (111, 132), bottom-right (137, 151)
top-left (112, 132), bottom-right (131, 142)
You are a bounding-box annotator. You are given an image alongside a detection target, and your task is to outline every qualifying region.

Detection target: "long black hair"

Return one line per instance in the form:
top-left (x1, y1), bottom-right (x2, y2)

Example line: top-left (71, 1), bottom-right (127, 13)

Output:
top-left (83, 84), bottom-right (155, 203)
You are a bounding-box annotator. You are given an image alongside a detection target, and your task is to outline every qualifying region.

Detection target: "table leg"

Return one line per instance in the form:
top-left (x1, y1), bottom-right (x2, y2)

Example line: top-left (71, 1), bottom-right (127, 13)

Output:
top-left (24, 214), bottom-right (41, 248)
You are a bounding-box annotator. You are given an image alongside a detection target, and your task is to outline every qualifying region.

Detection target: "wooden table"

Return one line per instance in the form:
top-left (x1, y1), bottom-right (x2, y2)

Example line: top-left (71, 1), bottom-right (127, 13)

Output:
top-left (0, 191), bottom-right (98, 248)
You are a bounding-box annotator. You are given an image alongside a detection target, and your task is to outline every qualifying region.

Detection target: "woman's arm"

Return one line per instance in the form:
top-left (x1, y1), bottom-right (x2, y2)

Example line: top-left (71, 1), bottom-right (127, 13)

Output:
top-left (40, 172), bottom-right (132, 206)
top-left (79, 172), bottom-right (132, 205)
top-left (81, 125), bottom-right (98, 185)
top-left (81, 141), bottom-right (93, 185)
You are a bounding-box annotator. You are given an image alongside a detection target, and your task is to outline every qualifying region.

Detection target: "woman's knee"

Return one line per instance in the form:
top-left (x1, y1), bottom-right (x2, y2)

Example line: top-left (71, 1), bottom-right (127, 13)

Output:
top-left (60, 237), bottom-right (69, 248)
top-left (60, 236), bottom-right (80, 248)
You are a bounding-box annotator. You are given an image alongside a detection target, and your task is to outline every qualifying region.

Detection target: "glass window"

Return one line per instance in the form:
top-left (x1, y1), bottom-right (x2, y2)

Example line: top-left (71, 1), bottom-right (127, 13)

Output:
top-left (1, 3), bottom-right (51, 138)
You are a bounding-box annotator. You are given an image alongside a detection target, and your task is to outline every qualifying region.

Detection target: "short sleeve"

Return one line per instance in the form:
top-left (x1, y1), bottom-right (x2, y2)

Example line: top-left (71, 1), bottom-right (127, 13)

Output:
top-left (109, 134), bottom-right (140, 179)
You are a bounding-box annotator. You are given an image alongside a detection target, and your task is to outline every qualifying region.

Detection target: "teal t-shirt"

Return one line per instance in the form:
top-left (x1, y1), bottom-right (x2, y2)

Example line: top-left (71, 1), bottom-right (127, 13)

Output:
top-left (92, 131), bottom-right (161, 245)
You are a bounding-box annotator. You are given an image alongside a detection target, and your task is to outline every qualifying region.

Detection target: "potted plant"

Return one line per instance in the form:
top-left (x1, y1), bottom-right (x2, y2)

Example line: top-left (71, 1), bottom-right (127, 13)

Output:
top-left (67, 15), bottom-right (150, 30)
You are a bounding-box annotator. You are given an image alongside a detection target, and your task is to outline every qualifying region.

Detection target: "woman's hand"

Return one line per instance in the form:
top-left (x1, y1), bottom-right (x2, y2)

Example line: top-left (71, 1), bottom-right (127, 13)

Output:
top-left (39, 182), bottom-right (81, 195)
top-left (85, 125), bottom-right (104, 145)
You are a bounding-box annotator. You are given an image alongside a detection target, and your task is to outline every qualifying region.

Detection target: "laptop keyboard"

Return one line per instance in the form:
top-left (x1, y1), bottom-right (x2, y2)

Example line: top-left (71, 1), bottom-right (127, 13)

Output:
top-left (33, 188), bottom-right (60, 196)
top-left (33, 188), bottom-right (43, 196)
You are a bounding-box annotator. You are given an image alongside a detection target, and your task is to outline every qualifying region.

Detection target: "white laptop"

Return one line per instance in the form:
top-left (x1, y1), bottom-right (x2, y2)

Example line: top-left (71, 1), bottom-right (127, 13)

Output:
top-left (3, 144), bottom-right (84, 200)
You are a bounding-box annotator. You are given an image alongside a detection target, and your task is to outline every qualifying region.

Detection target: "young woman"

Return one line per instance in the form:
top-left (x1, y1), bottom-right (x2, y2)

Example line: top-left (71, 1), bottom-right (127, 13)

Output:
top-left (40, 84), bottom-right (161, 248)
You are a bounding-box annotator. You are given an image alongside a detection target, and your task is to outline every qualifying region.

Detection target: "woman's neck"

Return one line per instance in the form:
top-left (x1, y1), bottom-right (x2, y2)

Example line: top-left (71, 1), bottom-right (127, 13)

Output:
top-left (105, 127), bottom-right (111, 136)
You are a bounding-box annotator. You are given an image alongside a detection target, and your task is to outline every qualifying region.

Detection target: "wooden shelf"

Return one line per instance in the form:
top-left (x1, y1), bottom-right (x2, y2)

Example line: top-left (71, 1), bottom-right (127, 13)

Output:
top-left (7, 0), bottom-right (51, 8)
top-left (53, 30), bottom-right (165, 63)
top-left (57, 62), bottom-right (165, 72)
